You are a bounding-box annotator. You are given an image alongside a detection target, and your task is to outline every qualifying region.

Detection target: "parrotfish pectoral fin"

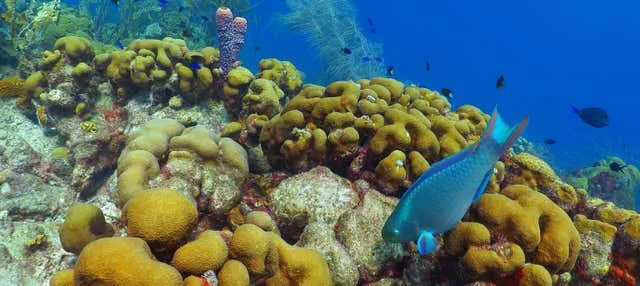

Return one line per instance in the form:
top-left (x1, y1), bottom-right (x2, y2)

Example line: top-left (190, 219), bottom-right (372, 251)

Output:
top-left (417, 231), bottom-right (437, 255)
top-left (473, 168), bottom-right (495, 203)
top-left (482, 107), bottom-right (529, 150)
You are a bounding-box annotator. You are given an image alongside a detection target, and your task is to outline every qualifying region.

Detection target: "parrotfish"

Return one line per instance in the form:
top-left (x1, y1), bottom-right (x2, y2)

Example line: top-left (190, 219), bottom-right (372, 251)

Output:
top-left (382, 108), bottom-right (528, 255)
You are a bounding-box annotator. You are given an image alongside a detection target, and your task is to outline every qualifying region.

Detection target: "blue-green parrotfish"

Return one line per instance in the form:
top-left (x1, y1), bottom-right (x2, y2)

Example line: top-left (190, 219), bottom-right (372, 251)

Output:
top-left (381, 108), bottom-right (529, 255)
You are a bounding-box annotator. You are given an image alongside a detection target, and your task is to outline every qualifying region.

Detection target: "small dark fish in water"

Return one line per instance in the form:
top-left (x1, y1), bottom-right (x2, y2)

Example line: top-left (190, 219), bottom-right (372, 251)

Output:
top-left (110, 0), bottom-right (118, 6)
top-left (496, 75), bottom-right (505, 88)
top-left (386, 66), bottom-right (394, 76)
top-left (255, 45), bottom-right (262, 52)
top-left (362, 56), bottom-right (371, 62)
top-left (201, 16), bottom-right (210, 22)
top-left (182, 30), bottom-right (193, 38)
top-left (426, 61), bottom-right (430, 72)
top-left (190, 62), bottom-right (202, 70)
top-left (441, 88), bottom-right (453, 99)
top-left (178, 6), bottom-right (184, 12)
top-left (370, 28), bottom-right (376, 33)
top-left (158, 0), bottom-right (168, 8)
top-left (610, 162), bottom-right (627, 173)
top-left (367, 17), bottom-right (374, 26)
top-left (115, 40), bottom-right (124, 50)
top-left (374, 57), bottom-right (382, 63)
top-left (543, 139), bottom-right (556, 145)
top-left (341, 48), bottom-right (352, 55)
top-left (570, 105), bottom-right (609, 128)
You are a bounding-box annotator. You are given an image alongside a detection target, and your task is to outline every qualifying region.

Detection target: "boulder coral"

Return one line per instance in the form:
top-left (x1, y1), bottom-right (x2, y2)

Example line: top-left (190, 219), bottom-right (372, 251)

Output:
top-left (123, 188), bottom-right (198, 254)
top-left (59, 203), bottom-right (114, 254)
top-left (467, 184), bottom-right (580, 274)
top-left (171, 230), bottom-right (228, 275)
top-left (218, 260), bottom-right (251, 286)
top-left (258, 77), bottom-right (483, 193)
top-left (228, 223), bottom-right (280, 279)
top-left (257, 58), bottom-right (303, 96)
top-left (73, 237), bottom-right (182, 285)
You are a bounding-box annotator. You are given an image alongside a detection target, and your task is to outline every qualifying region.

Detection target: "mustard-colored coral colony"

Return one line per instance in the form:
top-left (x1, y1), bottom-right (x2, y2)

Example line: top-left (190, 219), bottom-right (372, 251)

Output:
top-left (0, 1), bottom-right (638, 286)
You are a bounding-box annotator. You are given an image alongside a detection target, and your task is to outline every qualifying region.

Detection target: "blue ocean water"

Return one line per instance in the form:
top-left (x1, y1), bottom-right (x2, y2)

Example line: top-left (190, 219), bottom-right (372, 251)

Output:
top-left (245, 0), bottom-right (639, 173)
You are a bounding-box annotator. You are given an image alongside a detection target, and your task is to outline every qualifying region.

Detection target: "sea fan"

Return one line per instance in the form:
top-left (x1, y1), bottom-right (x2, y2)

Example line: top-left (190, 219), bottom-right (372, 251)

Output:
top-left (281, 0), bottom-right (384, 83)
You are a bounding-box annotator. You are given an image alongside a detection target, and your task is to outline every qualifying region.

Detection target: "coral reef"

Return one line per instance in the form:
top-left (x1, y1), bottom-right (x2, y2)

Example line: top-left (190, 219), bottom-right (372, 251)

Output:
top-left (2, 6), bottom-right (640, 286)
top-left (257, 78), bottom-right (482, 194)
top-left (566, 156), bottom-right (640, 209)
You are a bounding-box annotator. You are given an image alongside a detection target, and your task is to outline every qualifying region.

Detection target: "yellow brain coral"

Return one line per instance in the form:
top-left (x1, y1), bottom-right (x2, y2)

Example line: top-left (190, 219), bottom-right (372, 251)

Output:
top-left (49, 269), bottom-right (74, 286)
top-left (228, 223), bottom-right (331, 285)
top-left (265, 233), bottom-right (333, 286)
top-left (171, 230), bottom-right (228, 275)
top-left (463, 243), bottom-right (526, 279)
top-left (218, 260), bottom-right (251, 286)
top-left (54, 36), bottom-right (95, 62)
top-left (468, 184), bottom-right (580, 274)
top-left (74, 237), bottom-right (182, 285)
top-left (507, 152), bottom-right (559, 189)
top-left (229, 224), bottom-right (279, 279)
top-left (124, 188), bottom-right (198, 253)
top-left (242, 78), bottom-right (285, 118)
top-left (58, 203), bottom-right (114, 254)
top-left (258, 58), bottom-right (303, 96)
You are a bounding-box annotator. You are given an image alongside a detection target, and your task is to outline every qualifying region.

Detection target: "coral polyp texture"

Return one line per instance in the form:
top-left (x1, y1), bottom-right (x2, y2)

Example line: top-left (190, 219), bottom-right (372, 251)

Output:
top-left (255, 78), bottom-right (484, 194)
top-left (0, 6), bottom-right (637, 286)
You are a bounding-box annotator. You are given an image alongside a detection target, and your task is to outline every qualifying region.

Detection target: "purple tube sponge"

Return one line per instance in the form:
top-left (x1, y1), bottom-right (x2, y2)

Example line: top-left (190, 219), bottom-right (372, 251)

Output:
top-left (216, 7), bottom-right (248, 75)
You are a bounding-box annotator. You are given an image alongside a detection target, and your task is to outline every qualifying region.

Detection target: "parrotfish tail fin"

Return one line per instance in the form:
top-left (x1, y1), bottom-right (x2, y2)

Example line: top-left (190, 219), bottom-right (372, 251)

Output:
top-left (570, 105), bottom-right (580, 114)
top-left (417, 231), bottom-right (437, 256)
top-left (482, 107), bottom-right (529, 151)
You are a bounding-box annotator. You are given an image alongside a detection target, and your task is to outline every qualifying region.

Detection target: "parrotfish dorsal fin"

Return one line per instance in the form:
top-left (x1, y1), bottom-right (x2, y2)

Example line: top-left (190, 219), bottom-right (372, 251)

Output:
top-left (481, 107), bottom-right (529, 150)
top-left (473, 168), bottom-right (495, 203)
top-left (417, 231), bottom-right (437, 255)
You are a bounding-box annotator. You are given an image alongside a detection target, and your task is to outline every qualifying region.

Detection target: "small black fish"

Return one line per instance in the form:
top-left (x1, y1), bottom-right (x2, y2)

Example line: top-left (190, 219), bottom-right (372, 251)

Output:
top-left (201, 16), bottom-right (209, 22)
top-left (370, 28), bottom-right (376, 34)
top-left (255, 45), bottom-right (262, 52)
top-left (182, 30), bottom-right (193, 38)
top-left (110, 0), bottom-right (118, 6)
top-left (496, 75), bottom-right (505, 89)
top-left (571, 105), bottom-right (609, 128)
top-left (386, 66), bottom-right (394, 76)
top-left (426, 60), bottom-right (430, 72)
top-left (441, 88), bottom-right (453, 99)
top-left (115, 40), bottom-right (124, 50)
top-left (178, 5), bottom-right (184, 12)
top-left (543, 139), bottom-right (556, 145)
top-left (341, 48), bottom-right (352, 55)
top-left (610, 162), bottom-right (627, 173)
